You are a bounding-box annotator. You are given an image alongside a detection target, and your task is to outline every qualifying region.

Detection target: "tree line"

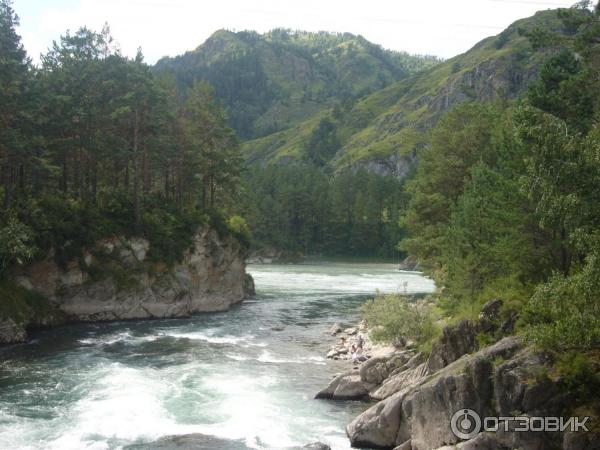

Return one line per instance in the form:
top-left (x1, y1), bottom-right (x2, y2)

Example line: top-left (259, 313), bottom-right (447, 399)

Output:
top-left (241, 164), bottom-right (406, 258)
top-left (0, 1), bottom-right (243, 270)
top-left (401, 2), bottom-right (600, 351)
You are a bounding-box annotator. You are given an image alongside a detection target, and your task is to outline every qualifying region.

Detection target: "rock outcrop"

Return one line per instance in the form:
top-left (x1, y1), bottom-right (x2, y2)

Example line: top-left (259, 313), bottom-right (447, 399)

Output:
top-left (2, 225), bottom-right (252, 344)
top-left (343, 328), bottom-right (594, 450)
top-left (314, 309), bottom-right (596, 450)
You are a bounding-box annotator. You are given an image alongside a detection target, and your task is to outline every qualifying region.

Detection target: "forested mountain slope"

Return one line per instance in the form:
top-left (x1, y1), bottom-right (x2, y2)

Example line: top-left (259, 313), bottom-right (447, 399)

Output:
top-left (243, 9), bottom-right (571, 176)
top-left (154, 29), bottom-right (439, 139)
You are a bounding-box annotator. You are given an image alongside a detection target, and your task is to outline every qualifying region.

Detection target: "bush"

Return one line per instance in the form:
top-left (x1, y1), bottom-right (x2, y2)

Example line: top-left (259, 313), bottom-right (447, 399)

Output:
top-left (555, 351), bottom-right (600, 404)
top-left (0, 217), bottom-right (36, 275)
top-left (523, 254), bottom-right (600, 351)
top-left (361, 294), bottom-right (440, 350)
top-left (227, 215), bottom-right (251, 244)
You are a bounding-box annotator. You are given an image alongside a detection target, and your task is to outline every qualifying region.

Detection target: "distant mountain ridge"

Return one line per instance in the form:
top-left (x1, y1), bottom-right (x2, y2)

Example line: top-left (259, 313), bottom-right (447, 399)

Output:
top-left (155, 9), bottom-right (572, 178)
top-left (154, 29), bottom-right (439, 139)
top-left (241, 9), bottom-right (571, 177)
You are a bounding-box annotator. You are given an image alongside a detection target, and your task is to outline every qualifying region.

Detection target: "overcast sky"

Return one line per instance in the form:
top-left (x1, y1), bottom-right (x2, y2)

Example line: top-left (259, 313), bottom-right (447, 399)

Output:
top-left (14, 0), bottom-right (575, 64)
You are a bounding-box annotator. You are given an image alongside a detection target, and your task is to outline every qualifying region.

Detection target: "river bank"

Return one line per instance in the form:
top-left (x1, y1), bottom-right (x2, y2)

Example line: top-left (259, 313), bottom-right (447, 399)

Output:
top-left (0, 262), bottom-right (435, 449)
top-left (314, 298), bottom-right (600, 450)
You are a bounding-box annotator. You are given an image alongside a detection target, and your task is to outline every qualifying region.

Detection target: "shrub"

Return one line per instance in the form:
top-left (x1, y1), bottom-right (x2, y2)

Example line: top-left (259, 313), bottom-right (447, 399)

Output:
top-left (555, 351), bottom-right (600, 404)
top-left (0, 217), bottom-right (36, 275)
top-left (227, 215), bottom-right (251, 243)
top-left (523, 254), bottom-right (600, 351)
top-left (361, 293), bottom-right (440, 350)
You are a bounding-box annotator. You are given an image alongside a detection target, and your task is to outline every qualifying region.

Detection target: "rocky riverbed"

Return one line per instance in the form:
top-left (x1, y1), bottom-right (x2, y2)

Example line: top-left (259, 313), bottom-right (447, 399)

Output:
top-left (314, 299), bottom-right (600, 450)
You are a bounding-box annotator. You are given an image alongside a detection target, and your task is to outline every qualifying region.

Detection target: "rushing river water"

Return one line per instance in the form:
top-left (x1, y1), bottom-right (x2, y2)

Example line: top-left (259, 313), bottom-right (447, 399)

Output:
top-left (0, 263), bottom-right (435, 450)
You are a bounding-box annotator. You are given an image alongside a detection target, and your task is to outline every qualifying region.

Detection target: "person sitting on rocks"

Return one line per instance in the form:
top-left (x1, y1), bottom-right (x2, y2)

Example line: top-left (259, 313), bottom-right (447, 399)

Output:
top-left (356, 334), bottom-right (364, 349)
top-left (352, 345), bottom-right (367, 363)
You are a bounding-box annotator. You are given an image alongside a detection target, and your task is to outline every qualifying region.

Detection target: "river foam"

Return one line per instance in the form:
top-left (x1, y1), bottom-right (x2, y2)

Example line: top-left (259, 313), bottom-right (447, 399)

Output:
top-left (0, 262), bottom-right (435, 450)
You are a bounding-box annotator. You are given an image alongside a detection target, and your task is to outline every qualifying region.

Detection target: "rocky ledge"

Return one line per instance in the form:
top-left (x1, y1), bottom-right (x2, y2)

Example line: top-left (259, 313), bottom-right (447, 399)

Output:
top-left (0, 225), bottom-right (254, 345)
top-left (316, 300), bottom-right (598, 450)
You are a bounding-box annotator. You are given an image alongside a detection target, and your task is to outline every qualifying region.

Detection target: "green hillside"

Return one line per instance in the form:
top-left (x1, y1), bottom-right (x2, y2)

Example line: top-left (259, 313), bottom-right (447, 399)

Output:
top-left (242, 9), bottom-right (572, 175)
top-left (154, 29), bottom-right (439, 139)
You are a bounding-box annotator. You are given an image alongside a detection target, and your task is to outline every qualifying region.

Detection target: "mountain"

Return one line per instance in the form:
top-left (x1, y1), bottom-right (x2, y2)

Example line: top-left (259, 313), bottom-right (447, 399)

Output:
top-left (241, 9), bottom-right (571, 176)
top-left (154, 29), bottom-right (439, 139)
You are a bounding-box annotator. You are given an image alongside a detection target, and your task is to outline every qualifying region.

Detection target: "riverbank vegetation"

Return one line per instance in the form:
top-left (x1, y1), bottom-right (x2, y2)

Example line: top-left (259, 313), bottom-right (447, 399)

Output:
top-left (365, 3), bottom-right (600, 361)
top-left (0, 1), bottom-right (245, 276)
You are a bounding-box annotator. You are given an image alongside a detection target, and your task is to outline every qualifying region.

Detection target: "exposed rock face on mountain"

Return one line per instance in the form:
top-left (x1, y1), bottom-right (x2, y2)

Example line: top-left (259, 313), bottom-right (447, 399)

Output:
top-left (1, 226), bottom-right (252, 345)
top-left (240, 9), bottom-right (575, 178)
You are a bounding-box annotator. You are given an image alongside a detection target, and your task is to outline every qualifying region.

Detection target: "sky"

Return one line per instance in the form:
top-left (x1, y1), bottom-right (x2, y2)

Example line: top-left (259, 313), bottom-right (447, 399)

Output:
top-left (14, 0), bottom-right (576, 64)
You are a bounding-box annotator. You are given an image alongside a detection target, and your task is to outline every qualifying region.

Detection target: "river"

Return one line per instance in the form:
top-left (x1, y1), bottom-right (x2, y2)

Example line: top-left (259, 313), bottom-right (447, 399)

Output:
top-left (0, 263), bottom-right (435, 450)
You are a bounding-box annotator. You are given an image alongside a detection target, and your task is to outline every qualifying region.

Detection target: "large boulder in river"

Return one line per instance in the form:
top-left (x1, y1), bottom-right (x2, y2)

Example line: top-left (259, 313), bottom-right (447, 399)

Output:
top-left (346, 390), bottom-right (406, 449)
top-left (315, 372), bottom-right (369, 400)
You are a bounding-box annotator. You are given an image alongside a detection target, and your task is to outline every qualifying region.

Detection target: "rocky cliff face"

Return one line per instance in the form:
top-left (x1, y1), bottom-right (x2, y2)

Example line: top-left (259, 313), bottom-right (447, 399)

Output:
top-left (317, 301), bottom-right (597, 449)
top-left (0, 225), bottom-right (252, 345)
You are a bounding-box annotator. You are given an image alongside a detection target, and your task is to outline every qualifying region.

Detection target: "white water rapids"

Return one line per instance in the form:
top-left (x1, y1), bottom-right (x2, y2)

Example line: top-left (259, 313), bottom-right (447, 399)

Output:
top-left (0, 263), bottom-right (434, 449)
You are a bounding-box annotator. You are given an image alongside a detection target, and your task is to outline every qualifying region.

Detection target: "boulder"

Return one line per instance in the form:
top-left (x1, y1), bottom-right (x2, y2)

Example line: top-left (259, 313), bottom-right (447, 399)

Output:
top-left (426, 320), bottom-right (480, 373)
top-left (316, 372), bottom-right (369, 400)
top-left (346, 337), bottom-right (523, 450)
top-left (563, 432), bottom-right (600, 450)
top-left (329, 323), bottom-right (342, 335)
top-left (494, 348), bottom-right (570, 417)
top-left (370, 361), bottom-right (428, 400)
top-left (333, 374), bottom-right (369, 400)
top-left (243, 273), bottom-right (256, 297)
top-left (394, 440), bottom-right (413, 450)
top-left (346, 390), bottom-right (405, 449)
top-left (326, 349), bottom-right (339, 359)
top-left (359, 356), bottom-right (393, 385)
top-left (344, 327), bottom-right (358, 335)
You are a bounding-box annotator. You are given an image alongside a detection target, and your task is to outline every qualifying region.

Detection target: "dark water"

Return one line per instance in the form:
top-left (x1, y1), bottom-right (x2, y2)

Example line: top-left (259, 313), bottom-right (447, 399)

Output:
top-left (0, 263), bottom-right (434, 449)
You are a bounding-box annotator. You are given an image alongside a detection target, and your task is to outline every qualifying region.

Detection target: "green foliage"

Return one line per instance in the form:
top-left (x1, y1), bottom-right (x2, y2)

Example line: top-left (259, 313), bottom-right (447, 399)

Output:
top-left (400, 4), bottom-right (600, 358)
top-left (239, 164), bottom-right (405, 257)
top-left (305, 118), bottom-right (340, 165)
top-left (227, 215), bottom-right (251, 245)
top-left (554, 351), bottom-right (600, 404)
top-left (155, 29), bottom-right (439, 140)
top-left (0, 17), bottom-right (247, 277)
top-left (523, 254), bottom-right (600, 351)
top-left (243, 9), bottom-right (563, 170)
top-left (361, 294), bottom-right (440, 351)
top-left (527, 49), bottom-right (594, 132)
top-left (0, 217), bottom-right (36, 275)
top-left (0, 279), bottom-right (56, 325)
top-left (401, 103), bottom-right (508, 264)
